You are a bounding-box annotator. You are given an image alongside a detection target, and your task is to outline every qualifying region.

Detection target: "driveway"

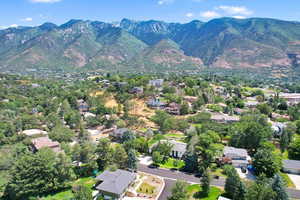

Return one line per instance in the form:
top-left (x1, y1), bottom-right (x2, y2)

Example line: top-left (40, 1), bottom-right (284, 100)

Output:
top-left (288, 174), bottom-right (300, 190)
top-left (138, 156), bottom-right (153, 165)
top-left (235, 167), bottom-right (256, 181)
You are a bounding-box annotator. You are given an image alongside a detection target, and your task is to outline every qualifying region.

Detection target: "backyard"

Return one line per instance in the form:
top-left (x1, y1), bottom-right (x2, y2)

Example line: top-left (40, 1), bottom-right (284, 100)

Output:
top-left (42, 177), bottom-right (97, 200)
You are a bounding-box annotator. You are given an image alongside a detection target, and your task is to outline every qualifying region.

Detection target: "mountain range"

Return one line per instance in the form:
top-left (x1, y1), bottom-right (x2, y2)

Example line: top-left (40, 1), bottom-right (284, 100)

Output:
top-left (1, 17), bottom-right (300, 77)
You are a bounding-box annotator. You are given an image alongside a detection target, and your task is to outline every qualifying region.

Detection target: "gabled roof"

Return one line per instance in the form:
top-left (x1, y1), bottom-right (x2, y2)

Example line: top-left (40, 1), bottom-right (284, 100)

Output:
top-left (31, 136), bottom-right (61, 152)
top-left (283, 160), bottom-right (300, 170)
top-left (224, 146), bottom-right (248, 158)
top-left (96, 169), bottom-right (136, 196)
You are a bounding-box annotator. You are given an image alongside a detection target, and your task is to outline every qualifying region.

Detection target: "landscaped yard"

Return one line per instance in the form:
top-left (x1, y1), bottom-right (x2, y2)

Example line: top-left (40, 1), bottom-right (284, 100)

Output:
top-left (138, 182), bottom-right (156, 195)
top-left (187, 184), bottom-right (223, 200)
top-left (42, 177), bottom-right (97, 200)
top-left (160, 158), bottom-right (185, 169)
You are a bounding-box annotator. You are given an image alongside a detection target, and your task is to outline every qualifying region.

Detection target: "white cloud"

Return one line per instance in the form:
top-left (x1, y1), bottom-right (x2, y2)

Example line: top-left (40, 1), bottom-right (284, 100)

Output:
top-left (232, 15), bottom-right (246, 19)
top-left (21, 17), bottom-right (33, 22)
top-left (200, 11), bottom-right (221, 19)
top-left (30, 0), bottom-right (61, 3)
top-left (158, 0), bottom-right (174, 5)
top-left (186, 13), bottom-right (194, 18)
top-left (216, 6), bottom-right (253, 16)
top-left (0, 24), bottom-right (18, 29)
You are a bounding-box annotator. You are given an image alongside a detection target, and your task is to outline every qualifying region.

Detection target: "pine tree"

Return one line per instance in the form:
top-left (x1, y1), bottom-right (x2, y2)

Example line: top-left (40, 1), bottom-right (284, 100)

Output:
top-left (225, 167), bottom-right (241, 199)
top-left (280, 130), bottom-right (289, 153)
top-left (168, 180), bottom-right (189, 200)
top-left (201, 169), bottom-right (210, 197)
top-left (127, 149), bottom-right (137, 171)
top-left (272, 174), bottom-right (289, 200)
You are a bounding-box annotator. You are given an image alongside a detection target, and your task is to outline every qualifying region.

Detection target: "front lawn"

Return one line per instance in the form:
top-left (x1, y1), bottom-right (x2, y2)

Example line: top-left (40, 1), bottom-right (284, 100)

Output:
top-left (280, 172), bottom-right (296, 188)
top-left (159, 158), bottom-right (185, 169)
top-left (187, 184), bottom-right (223, 200)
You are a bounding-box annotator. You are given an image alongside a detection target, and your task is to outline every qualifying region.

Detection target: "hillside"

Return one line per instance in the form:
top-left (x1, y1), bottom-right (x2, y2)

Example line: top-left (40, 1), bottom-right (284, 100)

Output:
top-left (1, 17), bottom-right (300, 77)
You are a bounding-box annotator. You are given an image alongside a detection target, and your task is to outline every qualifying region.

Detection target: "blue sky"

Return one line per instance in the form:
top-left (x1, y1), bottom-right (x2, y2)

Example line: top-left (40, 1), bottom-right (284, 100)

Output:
top-left (0, 0), bottom-right (300, 29)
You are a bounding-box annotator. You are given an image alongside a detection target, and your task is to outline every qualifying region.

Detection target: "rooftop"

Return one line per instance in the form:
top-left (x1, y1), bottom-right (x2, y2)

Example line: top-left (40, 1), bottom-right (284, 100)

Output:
top-left (31, 136), bottom-right (61, 152)
top-left (96, 169), bottom-right (136, 196)
top-left (224, 146), bottom-right (248, 158)
top-left (283, 160), bottom-right (300, 169)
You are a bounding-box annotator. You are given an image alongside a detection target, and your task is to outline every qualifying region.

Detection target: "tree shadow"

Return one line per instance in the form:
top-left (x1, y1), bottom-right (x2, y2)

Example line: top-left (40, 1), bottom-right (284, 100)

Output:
top-left (193, 191), bottom-right (209, 199)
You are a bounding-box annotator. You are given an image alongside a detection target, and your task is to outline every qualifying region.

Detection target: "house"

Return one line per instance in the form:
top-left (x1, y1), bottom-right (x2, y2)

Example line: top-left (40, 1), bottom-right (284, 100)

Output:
top-left (151, 140), bottom-right (187, 159)
top-left (147, 97), bottom-right (166, 109)
top-left (110, 128), bottom-right (129, 139)
top-left (130, 87), bottom-right (143, 94)
top-left (210, 113), bottom-right (240, 123)
top-left (233, 108), bottom-right (247, 115)
top-left (222, 146), bottom-right (249, 167)
top-left (183, 96), bottom-right (198, 103)
top-left (77, 99), bottom-right (89, 113)
top-left (165, 102), bottom-right (181, 115)
top-left (31, 136), bottom-right (61, 153)
top-left (169, 140), bottom-right (187, 159)
top-left (279, 93), bottom-right (300, 105)
top-left (282, 160), bottom-right (300, 175)
top-left (95, 169), bottom-right (136, 200)
top-left (21, 129), bottom-right (48, 137)
top-left (149, 79), bottom-right (164, 88)
top-left (244, 101), bottom-right (259, 108)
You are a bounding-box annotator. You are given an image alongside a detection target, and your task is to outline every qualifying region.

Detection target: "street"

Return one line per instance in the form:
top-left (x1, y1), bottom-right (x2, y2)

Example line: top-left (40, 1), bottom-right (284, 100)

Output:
top-left (137, 164), bottom-right (300, 200)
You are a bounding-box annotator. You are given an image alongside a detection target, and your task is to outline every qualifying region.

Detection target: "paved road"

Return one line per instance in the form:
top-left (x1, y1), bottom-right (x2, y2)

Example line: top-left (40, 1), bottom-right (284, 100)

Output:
top-left (138, 164), bottom-right (300, 200)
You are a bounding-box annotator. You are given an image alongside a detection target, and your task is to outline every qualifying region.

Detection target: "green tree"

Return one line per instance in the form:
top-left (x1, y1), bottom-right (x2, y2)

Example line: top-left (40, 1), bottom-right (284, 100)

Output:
top-left (246, 175), bottom-right (275, 200)
top-left (73, 185), bottom-right (93, 200)
top-left (180, 102), bottom-right (190, 115)
top-left (257, 103), bottom-right (272, 116)
top-left (253, 148), bottom-right (282, 178)
top-left (224, 165), bottom-right (246, 200)
top-left (96, 138), bottom-right (113, 170)
top-left (201, 170), bottom-right (210, 197)
top-left (272, 174), bottom-right (289, 200)
top-left (49, 124), bottom-right (75, 143)
top-left (288, 137), bottom-right (300, 160)
top-left (152, 151), bottom-right (164, 165)
top-left (113, 144), bottom-right (128, 169)
top-left (168, 180), bottom-right (189, 200)
top-left (280, 130), bottom-right (290, 153)
top-left (127, 149), bottom-right (137, 171)
top-left (5, 149), bottom-right (74, 199)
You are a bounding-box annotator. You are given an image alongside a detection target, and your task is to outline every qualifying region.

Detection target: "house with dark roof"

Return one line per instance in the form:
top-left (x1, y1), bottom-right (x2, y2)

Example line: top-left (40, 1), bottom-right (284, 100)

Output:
top-left (165, 102), bottom-right (181, 115)
top-left (130, 87), bottom-right (144, 94)
top-left (109, 128), bottom-right (129, 139)
top-left (95, 169), bottom-right (136, 200)
top-left (149, 79), bottom-right (164, 88)
top-left (283, 160), bottom-right (300, 175)
top-left (151, 140), bottom-right (187, 159)
top-left (222, 146), bottom-right (250, 167)
top-left (147, 97), bottom-right (166, 109)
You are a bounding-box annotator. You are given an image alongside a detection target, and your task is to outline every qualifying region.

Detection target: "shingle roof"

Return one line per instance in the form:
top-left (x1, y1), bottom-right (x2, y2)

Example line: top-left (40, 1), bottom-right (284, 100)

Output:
top-left (283, 160), bottom-right (300, 170)
top-left (96, 169), bottom-right (136, 196)
top-left (224, 146), bottom-right (248, 158)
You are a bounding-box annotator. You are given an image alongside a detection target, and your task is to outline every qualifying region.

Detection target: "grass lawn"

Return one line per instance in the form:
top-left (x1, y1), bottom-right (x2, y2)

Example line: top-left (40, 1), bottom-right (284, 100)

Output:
top-left (192, 124), bottom-right (202, 128)
top-left (138, 182), bottom-right (156, 195)
top-left (280, 172), bottom-right (296, 188)
top-left (187, 184), bottom-right (223, 200)
top-left (160, 158), bottom-right (185, 169)
top-left (42, 177), bottom-right (97, 200)
top-left (165, 133), bottom-right (185, 138)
